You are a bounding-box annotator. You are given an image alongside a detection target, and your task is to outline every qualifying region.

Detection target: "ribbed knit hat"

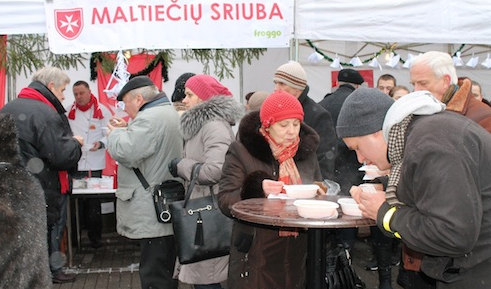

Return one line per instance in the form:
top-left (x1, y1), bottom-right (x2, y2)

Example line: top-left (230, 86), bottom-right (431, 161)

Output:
top-left (260, 91), bottom-right (304, 128)
top-left (171, 72), bottom-right (195, 102)
top-left (336, 87), bottom-right (394, 138)
top-left (185, 74), bottom-right (232, 101)
top-left (273, 61), bottom-right (307, 90)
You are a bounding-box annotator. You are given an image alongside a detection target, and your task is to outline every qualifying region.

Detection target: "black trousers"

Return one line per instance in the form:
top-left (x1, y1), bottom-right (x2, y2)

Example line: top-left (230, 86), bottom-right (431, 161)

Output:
top-left (139, 235), bottom-right (178, 289)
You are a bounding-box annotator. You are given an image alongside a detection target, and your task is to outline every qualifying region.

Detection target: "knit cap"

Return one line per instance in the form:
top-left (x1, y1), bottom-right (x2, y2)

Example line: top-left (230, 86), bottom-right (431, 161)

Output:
top-left (273, 61), bottom-right (307, 90)
top-left (185, 74), bottom-right (232, 101)
top-left (171, 72), bottom-right (195, 102)
top-left (336, 87), bottom-right (394, 138)
top-left (260, 91), bottom-right (304, 128)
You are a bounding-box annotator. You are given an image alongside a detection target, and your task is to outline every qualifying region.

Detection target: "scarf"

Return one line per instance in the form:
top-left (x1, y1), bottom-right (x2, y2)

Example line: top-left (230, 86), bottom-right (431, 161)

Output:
top-left (68, 94), bottom-right (104, 120)
top-left (260, 126), bottom-right (302, 237)
top-left (19, 87), bottom-right (70, 194)
top-left (382, 90), bottom-right (446, 206)
top-left (260, 127), bottom-right (302, 186)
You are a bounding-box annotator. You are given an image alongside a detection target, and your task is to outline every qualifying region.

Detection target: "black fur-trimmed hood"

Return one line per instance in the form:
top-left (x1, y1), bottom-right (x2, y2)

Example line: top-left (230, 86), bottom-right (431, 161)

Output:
top-left (238, 111), bottom-right (320, 163)
top-left (180, 96), bottom-right (244, 140)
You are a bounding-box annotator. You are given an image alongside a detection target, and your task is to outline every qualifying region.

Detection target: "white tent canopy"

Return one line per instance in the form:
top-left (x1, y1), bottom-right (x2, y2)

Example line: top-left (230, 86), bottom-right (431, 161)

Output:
top-left (295, 0), bottom-right (491, 45)
top-left (2, 0), bottom-right (491, 45)
top-left (0, 0), bottom-right (46, 35)
top-left (0, 0), bottom-right (491, 44)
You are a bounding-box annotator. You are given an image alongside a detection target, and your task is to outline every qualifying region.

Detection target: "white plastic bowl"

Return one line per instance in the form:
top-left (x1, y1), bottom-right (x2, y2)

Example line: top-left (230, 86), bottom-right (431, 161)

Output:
top-left (293, 200), bottom-right (339, 219)
top-left (338, 198), bottom-right (363, 217)
top-left (283, 184), bottom-right (319, 199)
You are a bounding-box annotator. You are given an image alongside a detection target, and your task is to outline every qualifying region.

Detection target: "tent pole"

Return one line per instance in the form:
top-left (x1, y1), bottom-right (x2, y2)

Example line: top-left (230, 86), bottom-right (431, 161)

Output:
top-left (239, 61), bottom-right (244, 105)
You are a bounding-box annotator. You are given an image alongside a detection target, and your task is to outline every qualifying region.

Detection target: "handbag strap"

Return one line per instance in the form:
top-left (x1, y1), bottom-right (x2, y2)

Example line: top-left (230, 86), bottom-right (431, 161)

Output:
top-left (182, 163), bottom-right (219, 209)
top-left (183, 163), bottom-right (202, 207)
top-left (133, 167), bottom-right (150, 190)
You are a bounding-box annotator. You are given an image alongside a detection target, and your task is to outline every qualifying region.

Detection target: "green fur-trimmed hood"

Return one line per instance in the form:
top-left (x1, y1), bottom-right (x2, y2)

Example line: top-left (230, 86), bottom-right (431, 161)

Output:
top-left (180, 96), bottom-right (244, 140)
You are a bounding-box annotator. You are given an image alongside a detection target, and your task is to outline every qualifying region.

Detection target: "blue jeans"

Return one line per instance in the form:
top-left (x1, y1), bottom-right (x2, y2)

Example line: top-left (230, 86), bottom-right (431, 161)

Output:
top-left (49, 194), bottom-right (68, 273)
top-left (194, 284), bottom-right (223, 289)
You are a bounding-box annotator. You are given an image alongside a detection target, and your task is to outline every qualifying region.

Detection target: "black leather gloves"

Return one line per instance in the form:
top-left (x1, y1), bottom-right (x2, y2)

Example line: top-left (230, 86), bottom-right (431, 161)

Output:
top-left (168, 158), bottom-right (181, 177)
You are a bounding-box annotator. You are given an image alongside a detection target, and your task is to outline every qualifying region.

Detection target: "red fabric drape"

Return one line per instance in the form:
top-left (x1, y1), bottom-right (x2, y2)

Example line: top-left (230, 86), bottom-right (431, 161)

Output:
top-left (0, 35), bottom-right (6, 109)
top-left (96, 53), bottom-right (162, 176)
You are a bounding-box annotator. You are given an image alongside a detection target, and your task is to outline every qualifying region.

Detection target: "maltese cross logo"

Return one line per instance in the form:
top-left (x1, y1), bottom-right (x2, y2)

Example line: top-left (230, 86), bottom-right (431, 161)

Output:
top-left (54, 8), bottom-right (84, 40)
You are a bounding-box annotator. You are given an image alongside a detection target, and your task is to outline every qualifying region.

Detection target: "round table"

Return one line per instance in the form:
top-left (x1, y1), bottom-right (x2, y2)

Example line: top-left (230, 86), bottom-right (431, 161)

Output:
top-left (231, 196), bottom-right (375, 289)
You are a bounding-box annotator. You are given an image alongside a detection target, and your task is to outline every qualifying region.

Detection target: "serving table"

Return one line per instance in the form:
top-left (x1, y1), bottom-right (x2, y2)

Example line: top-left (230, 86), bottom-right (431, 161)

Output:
top-left (231, 196), bottom-right (375, 289)
top-left (67, 188), bottom-right (116, 267)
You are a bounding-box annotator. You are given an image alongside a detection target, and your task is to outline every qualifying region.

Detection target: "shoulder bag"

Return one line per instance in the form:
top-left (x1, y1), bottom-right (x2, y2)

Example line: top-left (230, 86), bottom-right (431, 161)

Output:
top-left (169, 163), bottom-right (233, 264)
top-left (133, 168), bottom-right (185, 223)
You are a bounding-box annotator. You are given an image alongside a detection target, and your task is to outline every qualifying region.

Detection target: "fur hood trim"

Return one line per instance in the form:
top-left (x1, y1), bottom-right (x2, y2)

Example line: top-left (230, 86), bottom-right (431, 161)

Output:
top-left (180, 96), bottom-right (244, 140)
top-left (238, 111), bottom-right (319, 163)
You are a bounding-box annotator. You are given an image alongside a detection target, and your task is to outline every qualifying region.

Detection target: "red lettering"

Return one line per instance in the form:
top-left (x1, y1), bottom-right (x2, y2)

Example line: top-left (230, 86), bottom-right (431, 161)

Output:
top-left (241, 3), bottom-right (254, 20)
top-left (137, 5), bottom-right (146, 21)
top-left (211, 3), bottom-right (220, 20)
top-left (155, 5), bottom-right (165, 21)
top-left (92, 7), bottom-right (111, 24)
top-left (257, 4), bottom-right (266, 20)
top-left (168, 3), bottom-right (182, 21)
top-left (113, 7), bottom-right (128, 23)
top-left (269, 3), bottom-right (283, 19)
top-left (223, 3), bottom-right (233, 19)
top-left (129, 7), bottom-right (138, 22)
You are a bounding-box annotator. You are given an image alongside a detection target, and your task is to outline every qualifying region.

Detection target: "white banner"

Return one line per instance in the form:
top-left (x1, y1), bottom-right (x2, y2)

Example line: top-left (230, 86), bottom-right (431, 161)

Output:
top-left (45, 0), bottom-right (294, 54)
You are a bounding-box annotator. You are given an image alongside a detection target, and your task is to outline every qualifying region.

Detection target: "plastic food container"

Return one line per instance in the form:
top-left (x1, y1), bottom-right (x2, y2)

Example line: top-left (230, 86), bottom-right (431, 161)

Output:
top-left (338, 198), bottom-right (363, 217)
top-left (284, 184), bottom-right (319, 199)
top-left (293, 200), bottom-right (339, 219)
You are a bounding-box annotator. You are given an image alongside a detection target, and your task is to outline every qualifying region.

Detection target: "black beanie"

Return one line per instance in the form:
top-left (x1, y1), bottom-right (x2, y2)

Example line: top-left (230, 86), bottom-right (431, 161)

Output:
top-left (171, 72), bottom-right (195, 102)
top-left (336, 87), bottom-right (394, 138)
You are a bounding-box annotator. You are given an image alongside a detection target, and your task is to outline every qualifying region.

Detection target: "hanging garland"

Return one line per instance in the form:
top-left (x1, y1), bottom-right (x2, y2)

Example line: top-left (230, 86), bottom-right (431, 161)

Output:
top-left (89, 51), bottom-right (169, 82)
top-left (306, 40), bottom-right (466, 67)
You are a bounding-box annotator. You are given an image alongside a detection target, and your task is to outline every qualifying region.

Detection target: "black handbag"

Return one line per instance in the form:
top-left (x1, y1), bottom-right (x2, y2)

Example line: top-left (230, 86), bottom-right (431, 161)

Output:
top-left (169, 163), bottom-right (233, 264)
top-left (133, 168), bottom-right (185, 223)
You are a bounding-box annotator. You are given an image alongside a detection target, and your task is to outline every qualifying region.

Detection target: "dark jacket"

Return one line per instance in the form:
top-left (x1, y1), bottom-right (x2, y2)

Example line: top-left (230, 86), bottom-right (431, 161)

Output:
top-left (377, 111), bottom-right (491, 288)
top-left (298, 85), bottom-right (337, 180)
top-left (218, 111), bottom-right (322, 289)
top-left (318, 84), bottom-right (364, 194)
top-left (0, 114), bottom-right (51, 288)
top-left (0, 81), bottom-right (81, 227)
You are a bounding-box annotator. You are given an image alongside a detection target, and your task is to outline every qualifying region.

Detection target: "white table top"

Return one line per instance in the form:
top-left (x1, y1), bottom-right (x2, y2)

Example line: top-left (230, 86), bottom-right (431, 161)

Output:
top-left (72, 188), bottom-right (117, 195)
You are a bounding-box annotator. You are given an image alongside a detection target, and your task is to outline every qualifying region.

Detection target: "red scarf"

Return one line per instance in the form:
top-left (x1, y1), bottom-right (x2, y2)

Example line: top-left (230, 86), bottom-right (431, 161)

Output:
top-left (68, 94), bottom-right (104, 120)
top-left (260, 127), bottom-right (302, 238)
top-left (260, 127), bottom-right (302, 186)
top-left (19, 87), bottom-right (70, 194)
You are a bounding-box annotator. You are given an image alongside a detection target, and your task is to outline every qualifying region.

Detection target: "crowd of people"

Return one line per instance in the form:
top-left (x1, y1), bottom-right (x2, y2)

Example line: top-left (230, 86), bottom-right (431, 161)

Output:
top-left (1, 50), bottom-right (491, 289)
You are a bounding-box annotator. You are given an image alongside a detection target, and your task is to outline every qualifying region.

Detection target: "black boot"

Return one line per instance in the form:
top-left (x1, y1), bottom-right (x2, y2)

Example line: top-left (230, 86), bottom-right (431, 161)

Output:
top-left (373, 229), bottom-right (393, 289)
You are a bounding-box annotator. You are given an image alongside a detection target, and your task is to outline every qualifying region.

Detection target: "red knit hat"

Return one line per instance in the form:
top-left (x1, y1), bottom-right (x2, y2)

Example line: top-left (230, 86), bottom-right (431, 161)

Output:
top-left (260, 91), bottom-right (304, 128)
top-left (185, 74), bottom-right (232, 101)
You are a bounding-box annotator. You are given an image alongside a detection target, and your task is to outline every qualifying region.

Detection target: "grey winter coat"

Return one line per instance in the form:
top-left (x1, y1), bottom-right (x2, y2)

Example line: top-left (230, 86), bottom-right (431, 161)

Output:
top-left (174, 96), bottom-right (244, 285)
top-left (218, 111), bottom-right (322, 289)
top-left (107, 97), bottom-right (183, 239)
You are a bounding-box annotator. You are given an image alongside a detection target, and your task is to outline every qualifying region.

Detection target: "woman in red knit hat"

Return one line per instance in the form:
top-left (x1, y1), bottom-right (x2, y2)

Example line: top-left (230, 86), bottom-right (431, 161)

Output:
top-left (218, 90), bottom-right (323, 289)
